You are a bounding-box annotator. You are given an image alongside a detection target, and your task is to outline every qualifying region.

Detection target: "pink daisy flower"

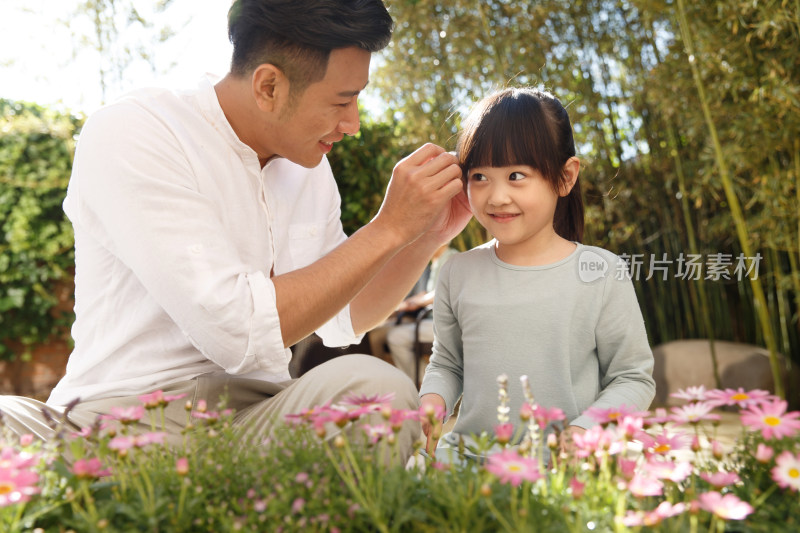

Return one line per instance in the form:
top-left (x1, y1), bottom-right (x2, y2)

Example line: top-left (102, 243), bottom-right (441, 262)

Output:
top-left (572, 425), bottom-right (625, 459)
top-left (191, 408), bottom-right (232, 423)
top-left (771, 450), bottom-right (800, 492)
top-left (617, 415), bottom-right (644, 439)
top-left (362, 423), bottom-right (392, 444)
top-left (700, 470), bottom-right (740, 488)
top-left (108, 436), bottom-right (136, 451)
top-left (585, 405), bottom-right (649, 426)
top-left (706, 387), bottom-right (773, 409)
top-left (494, 423), bottom-right (515, 444)
top-left (71, 457), bottom-right (112, 479)
top-left (628, 472), bottom-right (664, 498)
top-left (645, 407), bottom-right (671, 426)
top-left (175, 457), bottom-right (189, 476)
top-left (0, 468), bottom-right (40, 507)
top-left (638, 428), bottom-right (691, 457)
top-left (669, 402), bottom-right (720, 426)
top-left (0, 448), bottom-right (39, 471)
top-left (285, 403), bottom-right (332, 425)
top-left (740, 399), bottom-right (800, 440)
top-left (138, 390), bottom-right (188, 409)
top-left (485, 449), bottom-right (542, 487)
top-left (105, 405), bottom-right (145, 424)
top-left (622, 501), bottom-right (686, 527)
top-left (531, 405), bottom-right (566, 429)
top-left (697, 491), bottom-right (754, 520)
top-left (340, 392), bottom-right (395, 408)
top-left (569, 477), bottom-right (585, 498)
top-left (617, 456), bottom-right (638, 480)
top-left (756, 443), bottom-right (774, 463)
top-left (135, 432), bottom-right (167, 447)
top-left (387, 409), bottom-right (419, 431)
top-left (670, 385), bottom-right (708, 403)
top-left (420, 403), bottom-right (446, 423)
top-left (643, 458), bottom-right (693, 483)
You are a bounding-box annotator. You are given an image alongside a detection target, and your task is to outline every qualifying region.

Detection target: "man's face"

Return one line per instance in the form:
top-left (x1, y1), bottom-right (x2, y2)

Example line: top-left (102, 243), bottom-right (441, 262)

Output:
top-left (270, 46), bottom-right (370, 168)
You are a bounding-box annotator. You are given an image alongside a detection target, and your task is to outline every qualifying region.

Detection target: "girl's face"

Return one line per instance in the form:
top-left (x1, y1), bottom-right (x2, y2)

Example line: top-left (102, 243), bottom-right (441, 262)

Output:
top-left (467, 164), bottom-right (561, 262)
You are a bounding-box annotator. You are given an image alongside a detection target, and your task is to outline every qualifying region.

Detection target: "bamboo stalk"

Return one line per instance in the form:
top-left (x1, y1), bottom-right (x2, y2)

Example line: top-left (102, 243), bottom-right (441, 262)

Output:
top-left (675, 0), bottom-right (785, 398)
top-left (666, 124), bottom-right (721, 387)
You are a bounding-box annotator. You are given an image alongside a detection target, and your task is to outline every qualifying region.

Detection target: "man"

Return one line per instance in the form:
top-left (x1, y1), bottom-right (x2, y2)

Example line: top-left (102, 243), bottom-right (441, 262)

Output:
top-left (1, 0), bottom-right (471, 459)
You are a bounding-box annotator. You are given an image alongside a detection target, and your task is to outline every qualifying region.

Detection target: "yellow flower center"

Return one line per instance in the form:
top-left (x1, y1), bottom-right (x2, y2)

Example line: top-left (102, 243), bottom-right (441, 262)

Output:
top-left (507, 464), bottom-right (522, 473)
top-left (0, 482), bottom-right (13, 495)
top-left (764, 416), bottom-right (781, 427)
top-left (654, 444), bottom-right (671, 454)
top-left (608, 412), bottom-right (620, 419)
top-left (731, 393), bottom-right (749, 401)
top-left (789, 468), bottom-right (799, 479)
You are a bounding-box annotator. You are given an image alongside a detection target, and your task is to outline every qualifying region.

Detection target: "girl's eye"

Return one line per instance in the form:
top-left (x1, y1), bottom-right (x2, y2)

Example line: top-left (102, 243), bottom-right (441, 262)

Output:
top-left (509, 172), bottom-right (526, 181)
top-left (470, 173), bottom-right (487, 181)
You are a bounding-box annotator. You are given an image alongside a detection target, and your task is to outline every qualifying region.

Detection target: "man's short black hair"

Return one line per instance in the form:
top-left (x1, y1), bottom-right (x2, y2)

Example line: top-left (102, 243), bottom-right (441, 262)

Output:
top-left (227, 0), bottom-right (393, 93)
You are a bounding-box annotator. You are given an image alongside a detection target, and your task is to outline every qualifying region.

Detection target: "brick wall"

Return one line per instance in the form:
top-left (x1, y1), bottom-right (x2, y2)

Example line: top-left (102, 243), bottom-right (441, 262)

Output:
top-left (0, 339), bottom-right (70, 401)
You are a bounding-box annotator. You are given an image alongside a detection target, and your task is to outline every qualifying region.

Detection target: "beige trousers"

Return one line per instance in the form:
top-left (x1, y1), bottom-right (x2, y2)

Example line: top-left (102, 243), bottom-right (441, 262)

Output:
top-left (0, 354), bottom-right (422, 460)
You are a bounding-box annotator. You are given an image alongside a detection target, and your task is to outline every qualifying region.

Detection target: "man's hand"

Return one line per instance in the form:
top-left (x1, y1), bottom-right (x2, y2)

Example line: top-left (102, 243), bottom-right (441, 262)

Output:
top-left (373, 144), bottom-right (466, 246)
top-left (425, 188), bottom-right (472, 245)
top-left (420, 393), bottom-right (446, 455)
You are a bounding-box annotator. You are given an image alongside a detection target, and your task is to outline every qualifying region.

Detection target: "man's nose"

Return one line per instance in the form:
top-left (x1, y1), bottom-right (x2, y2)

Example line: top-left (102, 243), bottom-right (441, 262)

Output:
top-left (339, 103), bottom-right (360, 136)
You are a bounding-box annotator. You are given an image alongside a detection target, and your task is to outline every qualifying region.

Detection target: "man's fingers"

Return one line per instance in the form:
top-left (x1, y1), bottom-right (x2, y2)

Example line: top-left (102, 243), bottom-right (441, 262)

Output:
top-left (400, 143), bottom-right (446, 167)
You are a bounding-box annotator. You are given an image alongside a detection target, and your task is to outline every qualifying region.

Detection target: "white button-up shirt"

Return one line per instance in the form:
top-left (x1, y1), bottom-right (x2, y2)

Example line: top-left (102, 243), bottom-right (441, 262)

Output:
top-left (48, 77), bottom-right (359, 406)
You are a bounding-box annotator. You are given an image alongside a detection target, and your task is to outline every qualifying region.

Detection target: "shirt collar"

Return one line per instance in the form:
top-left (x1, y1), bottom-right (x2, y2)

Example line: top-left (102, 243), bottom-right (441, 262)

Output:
top-left (194, 74), bottom-right (261, 161)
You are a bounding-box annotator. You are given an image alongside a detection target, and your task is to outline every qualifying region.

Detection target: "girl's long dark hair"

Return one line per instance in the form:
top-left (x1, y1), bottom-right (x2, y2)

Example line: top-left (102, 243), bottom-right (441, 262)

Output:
top-left (456, 87), bottom-right (584, 243)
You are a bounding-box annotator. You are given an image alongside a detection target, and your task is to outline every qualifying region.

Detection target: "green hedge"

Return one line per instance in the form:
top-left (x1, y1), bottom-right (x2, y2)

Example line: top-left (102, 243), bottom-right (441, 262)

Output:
top-left (0, 100), bottom-right (82, 362)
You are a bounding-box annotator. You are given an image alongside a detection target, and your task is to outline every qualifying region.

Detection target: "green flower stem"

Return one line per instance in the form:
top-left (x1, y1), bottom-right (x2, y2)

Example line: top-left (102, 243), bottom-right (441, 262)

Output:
top-left (321, 438), bottom-right (389, 533)
top-left (689, 512), bottom-right (699, 533)
top-left (484, 491), bottom-right (516, 532)
top-left (78, 480), bottom-right (99, 525)
top-left (750, 484), bottom-right (778, 509)
top-left (613, 491), bottom-right (627, 533)
top-left (3, 501), bottom-right (25, 533)
top-left (176, 477), bottom-right (189, 525)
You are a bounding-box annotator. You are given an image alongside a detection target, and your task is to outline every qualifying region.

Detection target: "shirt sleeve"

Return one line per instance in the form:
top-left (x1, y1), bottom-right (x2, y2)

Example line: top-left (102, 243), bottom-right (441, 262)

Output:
top-left (68, 101), bottom-right (288, 375)
top-left (418, 259), bottom-right (464, 418)
top-left (570, 258), bottom-right (656, 428)
top-left (313, 176), bottom-right (363, 347)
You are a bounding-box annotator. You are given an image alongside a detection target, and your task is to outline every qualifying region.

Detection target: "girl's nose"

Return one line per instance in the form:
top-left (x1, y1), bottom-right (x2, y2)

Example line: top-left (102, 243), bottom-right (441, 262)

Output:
top-left (487, 183), bottom-right (511, 206)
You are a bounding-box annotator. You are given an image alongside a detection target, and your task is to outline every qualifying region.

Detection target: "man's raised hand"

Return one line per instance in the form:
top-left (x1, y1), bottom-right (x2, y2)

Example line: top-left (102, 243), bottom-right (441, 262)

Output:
top-left (373, 143), bottom-right (465, 246)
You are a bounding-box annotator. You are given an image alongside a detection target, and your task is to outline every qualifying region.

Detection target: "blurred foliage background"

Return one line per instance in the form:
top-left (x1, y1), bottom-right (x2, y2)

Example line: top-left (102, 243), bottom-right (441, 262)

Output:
top-left (1, 0), bottom-right (798, 393)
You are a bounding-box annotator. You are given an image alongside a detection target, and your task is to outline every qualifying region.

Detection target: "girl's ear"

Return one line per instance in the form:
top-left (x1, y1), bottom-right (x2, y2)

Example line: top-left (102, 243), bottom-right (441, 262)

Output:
top-left (559, 156), bottom-right (580, 197)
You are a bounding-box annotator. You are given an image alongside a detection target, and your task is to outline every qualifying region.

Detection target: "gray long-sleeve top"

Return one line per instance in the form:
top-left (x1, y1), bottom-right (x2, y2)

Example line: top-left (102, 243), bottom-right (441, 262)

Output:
top-left (419, 242), bottom-right (656, 440)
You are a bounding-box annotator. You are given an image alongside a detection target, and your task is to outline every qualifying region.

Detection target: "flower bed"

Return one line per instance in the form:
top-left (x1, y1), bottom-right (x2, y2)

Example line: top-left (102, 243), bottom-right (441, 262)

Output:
top-left (1, 382), bottom-right (799, 532)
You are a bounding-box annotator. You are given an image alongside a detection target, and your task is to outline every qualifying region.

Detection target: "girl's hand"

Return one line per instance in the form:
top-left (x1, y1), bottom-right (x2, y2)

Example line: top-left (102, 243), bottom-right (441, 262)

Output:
top-left (559, 425), bottom-right (586, 457)
top-left (420, 393), bottom-right (446, 455)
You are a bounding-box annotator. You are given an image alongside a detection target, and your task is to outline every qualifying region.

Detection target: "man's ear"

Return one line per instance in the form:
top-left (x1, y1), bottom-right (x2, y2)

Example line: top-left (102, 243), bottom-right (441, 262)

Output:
top-left (251, 64), bottom-right (288, 112)
top-left (559, 156), bottom-right (580, 197)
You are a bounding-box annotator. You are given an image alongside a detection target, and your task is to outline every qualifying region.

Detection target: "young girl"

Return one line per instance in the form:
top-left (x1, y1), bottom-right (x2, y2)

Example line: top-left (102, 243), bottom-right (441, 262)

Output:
top-left (419, 87), bottom-right (655, 458)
